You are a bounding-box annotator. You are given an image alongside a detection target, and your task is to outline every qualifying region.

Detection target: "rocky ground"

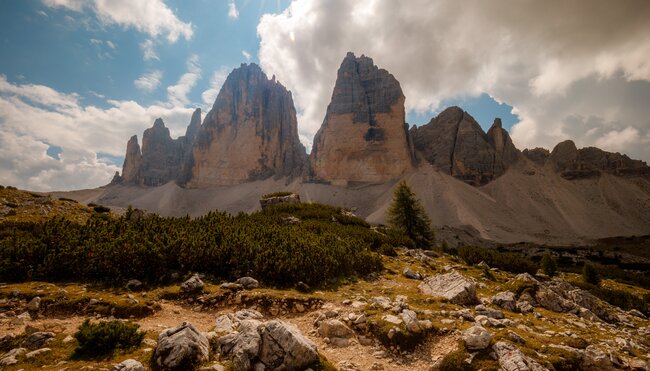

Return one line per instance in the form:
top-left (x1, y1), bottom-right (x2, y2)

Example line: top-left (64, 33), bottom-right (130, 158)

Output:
top-left (0, 249), bottom-right (648, 371)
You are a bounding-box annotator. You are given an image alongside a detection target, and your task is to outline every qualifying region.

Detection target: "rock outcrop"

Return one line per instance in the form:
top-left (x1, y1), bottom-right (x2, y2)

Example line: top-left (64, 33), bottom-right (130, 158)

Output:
top-left (418, 270), bottom-right (477, 305)
top-left (548, 140), bottom-right (650, 179)
top-left (187, 64), bottom-right (306, 187)
top-left (153, 322), bottom-right (210, 370)
top-left (410, 107), bottom-right (520, 186)
top-left (120, 108), bottom-right (202, 186)
top-left (310, 52), bottom-right (414, 185)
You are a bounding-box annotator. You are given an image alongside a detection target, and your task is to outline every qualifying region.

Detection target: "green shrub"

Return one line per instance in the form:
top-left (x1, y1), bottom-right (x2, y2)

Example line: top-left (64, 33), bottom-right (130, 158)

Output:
top-left (458, 246), bottom-right (538, 274)
top-left (93, 205), bottom-right (111, 213)
top-left (582, 262), bottom-right (600, 286)
top-left (74, 320), bottom-right (144, 357)
top-left (0, 203), bottom-right (396, 288)
top-left (540, 252), bottom-right (557, 277)
top-left (438, 348), bottom-right (471, 371)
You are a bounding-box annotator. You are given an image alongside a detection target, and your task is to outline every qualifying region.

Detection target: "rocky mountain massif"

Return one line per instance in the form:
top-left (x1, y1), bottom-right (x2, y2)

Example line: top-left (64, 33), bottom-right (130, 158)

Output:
top-left (103, 52), bottom-right (650, 244)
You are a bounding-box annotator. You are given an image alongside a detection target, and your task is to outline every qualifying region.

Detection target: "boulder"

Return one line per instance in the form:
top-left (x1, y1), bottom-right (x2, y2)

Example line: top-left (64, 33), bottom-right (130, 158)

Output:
top-left (493, 341), bottom-right (547, 371)
top-left (125, 279), bottom-right (143, 291)
top-left (216, 320), bottom-right (262, 371)
top-left (581, 346), bottom-right (614, 371)
top-left (113, 359), bottom-right (145, 371)
top-left (403, 268), bottom-right (423, 280)
top-left (0, 348), bottom-right (27, 366)
top-left (260, 194), bottom-right (300, 210)
top-left (180, 274), bottom-right (204, 294)
top-left (235, 277), bottom-right (260, 290)
top-left (318, 319), bottom-right (354, 339)
top-left (491, 291), bottom-right (516, 311)
top-left (27, 296), bottom-right (41, 311)
top-left (25, 347), bottom-right (51, 359)
top-left (258, 320), bottom-right (319, 370)
top-left (21, 332), bottom-right (54, 349)
top-left (153, 322), bottom-right (209, 370)
top-left (462, 326), bottom-right (492, 350)
top-left (418, 270), bottom-right (477, 305)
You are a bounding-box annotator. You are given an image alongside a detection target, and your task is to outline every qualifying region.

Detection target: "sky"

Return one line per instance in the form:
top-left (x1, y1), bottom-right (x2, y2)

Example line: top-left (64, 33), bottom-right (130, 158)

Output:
top-left (1, 0), bottom-right (649, 191)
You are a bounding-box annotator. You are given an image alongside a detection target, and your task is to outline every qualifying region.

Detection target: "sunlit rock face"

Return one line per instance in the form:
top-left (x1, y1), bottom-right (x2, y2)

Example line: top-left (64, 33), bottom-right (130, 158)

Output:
top-left (187, 63), bottom-right (306, 187)
top-left (310, 52), bottom-right (414, 185)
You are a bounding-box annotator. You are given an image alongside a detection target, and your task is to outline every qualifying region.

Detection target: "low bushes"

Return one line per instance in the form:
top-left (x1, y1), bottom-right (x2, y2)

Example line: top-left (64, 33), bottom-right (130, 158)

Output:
top-left (0, 203), bottom-right (399, 288)
top-left (74, 320), bottom-right (144, 357)
top-left (457, 246), bottom-right (538, 274)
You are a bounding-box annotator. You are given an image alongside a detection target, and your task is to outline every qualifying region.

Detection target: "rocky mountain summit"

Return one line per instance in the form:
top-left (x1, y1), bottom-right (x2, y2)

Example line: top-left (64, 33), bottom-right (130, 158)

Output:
top-left (410, 107), bottom-right (520, 186)
top-left (119, 109), bottom-right (201, 186)
top-left (310, 52), bottom-right (415, 185)
top-left (187, 63), bottom-right (307, 187)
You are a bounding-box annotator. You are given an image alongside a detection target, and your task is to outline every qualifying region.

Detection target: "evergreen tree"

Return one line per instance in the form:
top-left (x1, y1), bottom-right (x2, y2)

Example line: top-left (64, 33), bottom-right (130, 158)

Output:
top-left (540, 252), bottom-right (558, 277)
top-left (387, 181), bottom-right (434, 249)
top-left (582, 262), bottom-right (601, 286)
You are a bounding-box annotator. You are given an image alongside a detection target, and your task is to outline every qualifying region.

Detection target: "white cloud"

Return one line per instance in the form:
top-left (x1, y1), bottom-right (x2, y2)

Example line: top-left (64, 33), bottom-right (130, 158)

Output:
top-left (140, 39), bottom-right (159, 61)
top-left (241, 50), bottom-right (251, 61)
top-left (0, 77), bottom-right (197, 191)
top-left (90, 38), bottom-right (102, 45)
top-left (106, 40), bottom-right (116, 49)
top-left (201, 66), bottom-right (230, 107)
top-left (37, 10), bottom-right (48, 17)
top-left (134, 70), bottom-right (163, 93)
top-left (257, 0), bottom-right (650, 161)
top-left (228, 0), bottom-right (239, 19)
top-left (167, 54), bottom-right (201, 106)
top-left (42, 0), bottom-right (193, 43)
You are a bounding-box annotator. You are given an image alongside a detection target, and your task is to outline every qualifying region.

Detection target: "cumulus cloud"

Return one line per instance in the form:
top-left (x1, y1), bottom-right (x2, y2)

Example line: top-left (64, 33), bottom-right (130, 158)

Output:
top-left (42, 0), bottom-right (193, 43)
top-left (257, 0), bottom-right (650, 160)
top-left (134, 70), bottom-right (163, 93)
top-left (0, 75), bottom-right (197, 191)
top-left (228, 0), bottom-right (239, 19)
top-left (167, 54), bottom-right (201, 106)
top-left (201, 66), bottom-right (230, 107)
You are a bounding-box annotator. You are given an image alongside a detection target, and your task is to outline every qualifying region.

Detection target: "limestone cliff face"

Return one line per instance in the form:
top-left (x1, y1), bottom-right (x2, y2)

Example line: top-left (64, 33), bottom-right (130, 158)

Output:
top-left (548, 140), bottom-right (650, 179)
top-left (120, 108), bottom-right (202, 186)
top-left (310, 53), bottom-right (414, 185)
top-left (410, 107), bottom-right (520, 186)
top-left (187, 64), bottom-right (306, 187)
top-left (121, 135), bottom-right (142, 184)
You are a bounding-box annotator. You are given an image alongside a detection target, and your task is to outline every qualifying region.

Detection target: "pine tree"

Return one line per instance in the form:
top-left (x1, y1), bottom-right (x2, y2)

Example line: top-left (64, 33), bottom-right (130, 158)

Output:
top-left (387, 181), bottom-right (434, 249)
top-left (582, 262), bottom-right (600, 286)
top-left (540, 252), bottom-right (558, 277)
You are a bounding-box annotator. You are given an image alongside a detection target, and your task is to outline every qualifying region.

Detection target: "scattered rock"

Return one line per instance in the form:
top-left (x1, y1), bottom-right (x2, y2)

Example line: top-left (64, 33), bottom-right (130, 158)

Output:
top-left (113, 359), bottom-right (145, 371)
top-left (402, 268), bottom-right (423, 280)
top-left (125, 279), bottom-right (143, 291)
top-left (493, 341), bottom-right (546, 371)
top-left (418, 270), bottom-right (477, 305)
top-left (462, 325), bottom-right (492, 350)
top-left (153, 322), bottom-right (210, 370)
top-left (25, 347), bottom-right (51, 359)
top-left (0, 348), bottom-right (27, 366)
top-left (491, 291), bottom-right (516, 311)
top-left (21, 331), bottom-right (54, 349)
top-left (581, 345), bottom-right (614, 371)
top-left (235, 277), bottom-right (259, 290)
top-left (318, 319), bottom-right (354, 339)
top-left (27, 296), bottom-right (41, 311)
top-left (180, 274), bottom-right (204, 294)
